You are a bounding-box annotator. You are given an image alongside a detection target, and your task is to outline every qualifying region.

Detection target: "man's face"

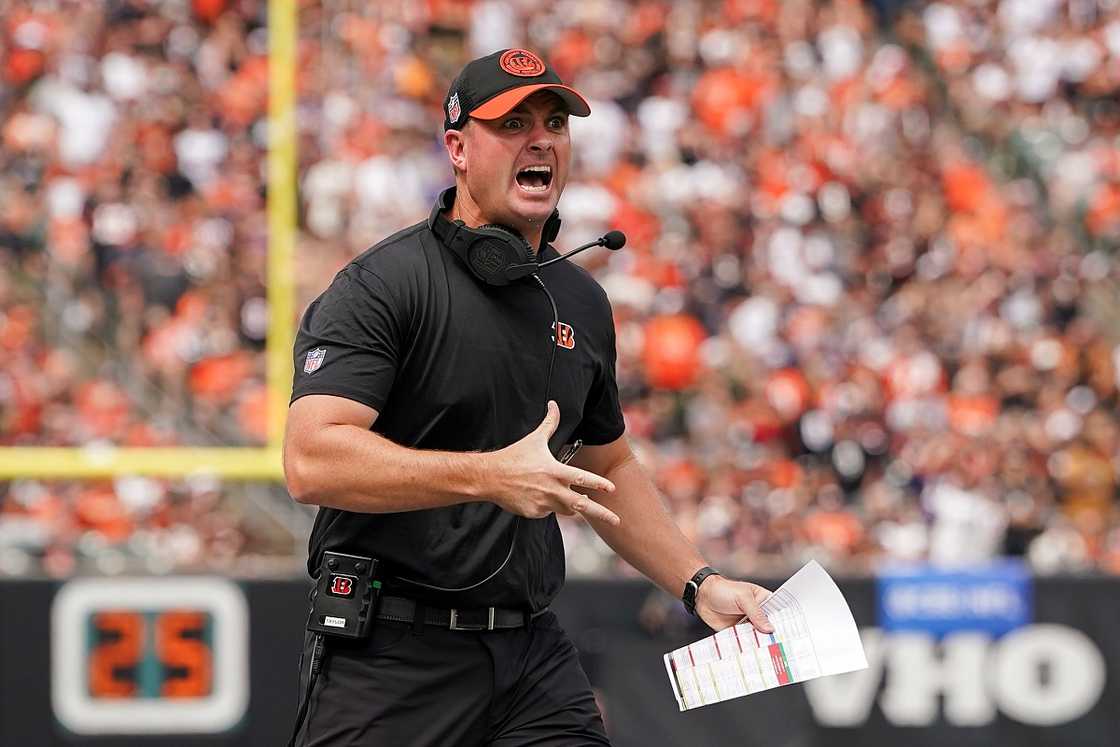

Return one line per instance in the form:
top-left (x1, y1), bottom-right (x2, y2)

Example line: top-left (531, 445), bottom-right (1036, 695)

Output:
top-left (454, 91), bottom-right (571, 233)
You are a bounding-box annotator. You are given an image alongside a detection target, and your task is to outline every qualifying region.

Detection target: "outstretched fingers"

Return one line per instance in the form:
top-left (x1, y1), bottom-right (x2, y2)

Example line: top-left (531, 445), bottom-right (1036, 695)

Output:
top-left (565, 492), bottom-right (621, 526)
top-left (562, 465), bottom-right (615, 495)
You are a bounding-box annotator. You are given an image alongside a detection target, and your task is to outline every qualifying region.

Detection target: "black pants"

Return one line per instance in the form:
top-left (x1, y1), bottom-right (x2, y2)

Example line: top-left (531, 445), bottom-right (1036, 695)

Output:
top-left (295, 610), bottom-right (611, 746)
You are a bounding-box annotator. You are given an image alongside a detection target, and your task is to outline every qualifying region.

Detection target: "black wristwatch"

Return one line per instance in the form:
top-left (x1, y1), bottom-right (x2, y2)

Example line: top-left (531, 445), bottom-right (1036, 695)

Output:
top-left (681, 566), bottom-right (720, 616)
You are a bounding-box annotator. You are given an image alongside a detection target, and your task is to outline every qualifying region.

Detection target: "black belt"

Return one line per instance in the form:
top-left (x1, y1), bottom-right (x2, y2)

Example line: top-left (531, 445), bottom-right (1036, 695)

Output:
top-left (376, 595), bottom-right (541, 631)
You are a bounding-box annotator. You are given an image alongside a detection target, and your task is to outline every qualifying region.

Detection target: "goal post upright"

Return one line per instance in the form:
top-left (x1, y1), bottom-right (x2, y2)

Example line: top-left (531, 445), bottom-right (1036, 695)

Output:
top-left (266, 0), bottom-right (297, 454)
top-left (0, 0), bottom-right (297, 481)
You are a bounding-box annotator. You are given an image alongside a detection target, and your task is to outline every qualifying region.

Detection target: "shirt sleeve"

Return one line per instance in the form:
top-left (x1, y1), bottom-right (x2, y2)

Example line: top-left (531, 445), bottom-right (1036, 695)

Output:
top-left (290, 265), bottom-right (408, 412)
top-left (572, 305), bottom-right (626, 446)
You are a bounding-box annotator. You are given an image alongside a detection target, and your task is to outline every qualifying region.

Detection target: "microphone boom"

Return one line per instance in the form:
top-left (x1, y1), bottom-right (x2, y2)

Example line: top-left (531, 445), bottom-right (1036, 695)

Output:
top-left (534, 230), bottom-right (628, 270)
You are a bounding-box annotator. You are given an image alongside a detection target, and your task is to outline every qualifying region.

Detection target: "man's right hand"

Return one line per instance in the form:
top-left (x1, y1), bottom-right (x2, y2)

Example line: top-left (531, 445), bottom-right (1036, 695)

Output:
top-left (484, 401), bottom-right (620, 526)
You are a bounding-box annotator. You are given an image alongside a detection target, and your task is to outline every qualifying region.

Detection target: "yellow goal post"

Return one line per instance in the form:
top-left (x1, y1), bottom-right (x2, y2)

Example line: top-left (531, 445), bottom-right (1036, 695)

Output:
top-left (0, 0), bottom-right (297, 481)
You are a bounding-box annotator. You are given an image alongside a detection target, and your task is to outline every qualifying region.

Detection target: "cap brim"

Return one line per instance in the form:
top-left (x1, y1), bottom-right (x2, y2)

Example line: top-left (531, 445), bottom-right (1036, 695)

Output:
top-left (469, 84), bottom-right (591, 120)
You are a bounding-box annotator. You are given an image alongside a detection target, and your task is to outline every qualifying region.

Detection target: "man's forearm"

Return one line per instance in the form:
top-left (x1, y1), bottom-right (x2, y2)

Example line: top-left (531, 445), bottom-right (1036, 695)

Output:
top-left (286, 423), bottom-right (487, 513)
top-left (584, 457), bottom-right (708, 598)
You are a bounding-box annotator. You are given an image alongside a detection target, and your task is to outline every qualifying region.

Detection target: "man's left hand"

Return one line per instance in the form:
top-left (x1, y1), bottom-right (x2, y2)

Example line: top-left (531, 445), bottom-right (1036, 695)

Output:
top-left (694, 575), bottom-right (774, 633)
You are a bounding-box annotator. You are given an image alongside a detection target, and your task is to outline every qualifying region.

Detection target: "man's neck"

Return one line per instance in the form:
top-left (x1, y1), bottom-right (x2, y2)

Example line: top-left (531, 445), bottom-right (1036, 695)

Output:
top-left (450, 190), bottom-right (542, 256)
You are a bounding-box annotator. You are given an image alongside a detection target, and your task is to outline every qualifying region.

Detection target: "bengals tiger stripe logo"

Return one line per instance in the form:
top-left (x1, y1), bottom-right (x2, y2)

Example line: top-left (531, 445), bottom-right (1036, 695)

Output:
top-left (553, 321), bottom-right (575, 350)
top-left (500, 49), bottom-right (546, 77)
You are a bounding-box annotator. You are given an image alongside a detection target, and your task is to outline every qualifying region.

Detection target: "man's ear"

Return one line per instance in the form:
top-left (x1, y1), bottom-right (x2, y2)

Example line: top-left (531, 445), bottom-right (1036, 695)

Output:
top-left (444, 128), bottom-right (467, 173)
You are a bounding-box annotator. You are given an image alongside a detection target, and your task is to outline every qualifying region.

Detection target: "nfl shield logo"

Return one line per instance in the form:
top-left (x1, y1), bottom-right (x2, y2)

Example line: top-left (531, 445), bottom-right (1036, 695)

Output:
top-left (304, 348), bottom-right (326, 374)
top-left (447, 93), bottom-right (461, 124)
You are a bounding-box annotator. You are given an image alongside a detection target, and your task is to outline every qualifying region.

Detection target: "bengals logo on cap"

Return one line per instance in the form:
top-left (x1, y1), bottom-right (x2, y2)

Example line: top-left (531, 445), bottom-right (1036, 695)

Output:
top-left (500, 49), bottom-right (546, 77)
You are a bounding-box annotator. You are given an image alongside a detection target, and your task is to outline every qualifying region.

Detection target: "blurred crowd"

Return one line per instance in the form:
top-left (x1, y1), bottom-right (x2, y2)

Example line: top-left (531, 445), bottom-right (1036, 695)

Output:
top-left (1, 0), bottom-right (1119, 577)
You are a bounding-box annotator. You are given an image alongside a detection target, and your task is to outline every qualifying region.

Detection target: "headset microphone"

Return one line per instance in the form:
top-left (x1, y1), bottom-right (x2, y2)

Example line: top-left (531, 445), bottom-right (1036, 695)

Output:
top-left (514, 229), bottom-right (628, 274)
top-left (600, 230), bottom-right (627, 250)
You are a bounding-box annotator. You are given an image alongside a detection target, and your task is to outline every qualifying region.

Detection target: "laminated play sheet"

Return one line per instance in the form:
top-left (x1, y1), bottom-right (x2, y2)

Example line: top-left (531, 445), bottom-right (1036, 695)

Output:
top-left (664, 560), bottom-right (867, 710)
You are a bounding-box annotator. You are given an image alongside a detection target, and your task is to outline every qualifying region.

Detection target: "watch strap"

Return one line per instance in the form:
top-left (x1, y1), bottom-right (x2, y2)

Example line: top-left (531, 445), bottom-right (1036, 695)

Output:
top-left (682, 566), bottom-right (720, 615)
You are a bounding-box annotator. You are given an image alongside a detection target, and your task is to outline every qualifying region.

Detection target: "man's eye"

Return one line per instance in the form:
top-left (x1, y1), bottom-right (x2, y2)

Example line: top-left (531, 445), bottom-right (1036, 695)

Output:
top-left (549, 117), bottom-right (567, 129)
top-left (503, 119), bottom-right (523, 129)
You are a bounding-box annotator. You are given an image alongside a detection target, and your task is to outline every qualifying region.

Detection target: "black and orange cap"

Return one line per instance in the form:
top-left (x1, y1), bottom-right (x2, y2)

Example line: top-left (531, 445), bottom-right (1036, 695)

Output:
top-left (443, 48), bottom-right (591, 131)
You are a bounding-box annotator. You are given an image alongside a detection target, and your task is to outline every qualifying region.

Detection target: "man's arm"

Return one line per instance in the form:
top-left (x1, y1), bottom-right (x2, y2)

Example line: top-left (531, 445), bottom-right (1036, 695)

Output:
top-left (284, 395), bottom-right (620, 523)
top-left (570, 436), bottom-right (773, 633)
top-left (284, 394), bottom-right (488, 511)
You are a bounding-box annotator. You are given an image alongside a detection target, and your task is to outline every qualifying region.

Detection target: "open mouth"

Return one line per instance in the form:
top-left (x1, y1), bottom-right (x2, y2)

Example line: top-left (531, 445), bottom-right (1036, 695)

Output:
top-left (515, 164), bottom-right (552, 193)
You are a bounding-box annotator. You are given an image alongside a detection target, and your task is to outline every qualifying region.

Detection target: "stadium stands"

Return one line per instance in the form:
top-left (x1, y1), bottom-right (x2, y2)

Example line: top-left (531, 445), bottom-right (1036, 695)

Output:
top-left (1, 0), bottom-right (1118, 576)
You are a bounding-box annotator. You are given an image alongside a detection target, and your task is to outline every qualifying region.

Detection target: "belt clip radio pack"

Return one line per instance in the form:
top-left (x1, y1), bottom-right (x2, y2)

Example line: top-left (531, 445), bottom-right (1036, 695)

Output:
top-left (307, 551), bottom-right (381, 639)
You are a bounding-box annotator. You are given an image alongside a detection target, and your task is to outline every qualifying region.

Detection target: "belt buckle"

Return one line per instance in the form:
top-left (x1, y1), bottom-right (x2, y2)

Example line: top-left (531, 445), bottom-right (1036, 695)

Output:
top-left (449, 607), bottom-right (495, 631)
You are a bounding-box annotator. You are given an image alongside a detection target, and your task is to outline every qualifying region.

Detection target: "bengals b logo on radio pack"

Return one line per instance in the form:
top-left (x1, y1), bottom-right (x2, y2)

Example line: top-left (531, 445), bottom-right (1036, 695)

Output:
top-left (328, 574), bottom-right (356, 597)
top-left (307, 551), bottom-right (382, 639)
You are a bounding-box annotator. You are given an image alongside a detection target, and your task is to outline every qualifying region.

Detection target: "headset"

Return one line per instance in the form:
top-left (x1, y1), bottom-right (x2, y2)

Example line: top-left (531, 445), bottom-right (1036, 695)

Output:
top-left (428, 186), bottom-right (626, 287)
top-left (428, 186), bottom-right (561, 286)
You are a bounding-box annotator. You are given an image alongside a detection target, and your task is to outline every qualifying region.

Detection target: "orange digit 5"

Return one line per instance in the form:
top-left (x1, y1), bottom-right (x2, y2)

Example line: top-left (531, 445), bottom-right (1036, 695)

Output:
top-left (156, 611), bottom-right (212, 697)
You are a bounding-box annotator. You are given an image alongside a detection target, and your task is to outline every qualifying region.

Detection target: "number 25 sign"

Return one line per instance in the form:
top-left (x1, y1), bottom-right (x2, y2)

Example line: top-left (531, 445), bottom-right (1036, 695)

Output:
top-left (51, 577), bottom-right (248, 735)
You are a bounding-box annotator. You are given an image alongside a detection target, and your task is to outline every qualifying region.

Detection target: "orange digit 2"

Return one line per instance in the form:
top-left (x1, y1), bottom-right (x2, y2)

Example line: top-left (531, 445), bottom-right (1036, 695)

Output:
top-left (89, 611), bottom-right (143, 698)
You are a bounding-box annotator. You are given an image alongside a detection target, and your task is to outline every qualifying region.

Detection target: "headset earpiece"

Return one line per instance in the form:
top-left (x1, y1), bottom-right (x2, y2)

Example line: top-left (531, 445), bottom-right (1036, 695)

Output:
top-left (428, 188), bottom-right (547, 286)
top-left (543, 210), bottom-right (561, 245)
top-left (455, 223), bottom-right (534, 286)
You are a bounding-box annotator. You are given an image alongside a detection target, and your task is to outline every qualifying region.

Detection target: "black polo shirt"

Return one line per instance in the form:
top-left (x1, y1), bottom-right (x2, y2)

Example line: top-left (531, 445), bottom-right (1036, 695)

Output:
top-left (289, 202), bottom-right (625, 612)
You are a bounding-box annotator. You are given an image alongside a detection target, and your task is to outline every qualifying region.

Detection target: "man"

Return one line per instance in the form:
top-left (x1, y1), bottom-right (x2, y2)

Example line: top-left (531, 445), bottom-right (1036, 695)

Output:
top-left (284, 48), bottom-right (773, 746)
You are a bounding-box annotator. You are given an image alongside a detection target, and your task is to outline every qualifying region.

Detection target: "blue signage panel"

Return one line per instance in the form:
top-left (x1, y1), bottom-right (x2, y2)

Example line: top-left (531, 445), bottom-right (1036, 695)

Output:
top-left (875, 560), bottom-right (1032, 637)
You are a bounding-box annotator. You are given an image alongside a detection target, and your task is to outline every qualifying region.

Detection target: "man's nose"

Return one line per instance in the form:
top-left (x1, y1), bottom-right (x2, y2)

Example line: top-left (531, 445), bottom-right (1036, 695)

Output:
top-left (527, 123), bottom-right (554, 152)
